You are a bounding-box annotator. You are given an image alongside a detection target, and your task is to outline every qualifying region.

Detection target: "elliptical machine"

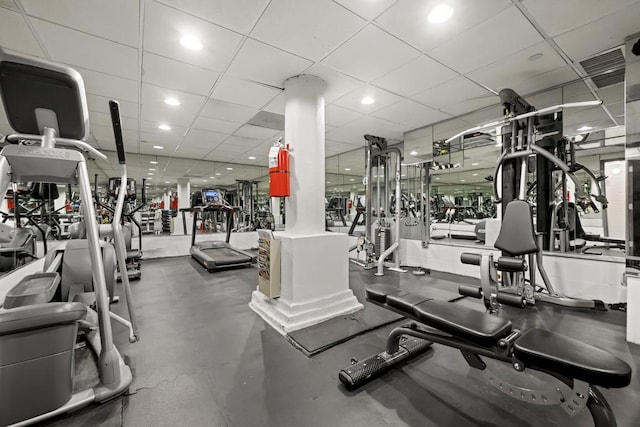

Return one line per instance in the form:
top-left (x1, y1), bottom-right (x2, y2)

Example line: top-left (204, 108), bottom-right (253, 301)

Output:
top-left (0, 49), bottom-right (138, 426)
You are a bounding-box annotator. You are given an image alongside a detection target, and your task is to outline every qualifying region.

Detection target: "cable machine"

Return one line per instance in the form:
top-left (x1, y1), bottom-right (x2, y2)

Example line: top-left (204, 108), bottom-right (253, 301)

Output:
top-left (359, 134), bottom-right (407, 276)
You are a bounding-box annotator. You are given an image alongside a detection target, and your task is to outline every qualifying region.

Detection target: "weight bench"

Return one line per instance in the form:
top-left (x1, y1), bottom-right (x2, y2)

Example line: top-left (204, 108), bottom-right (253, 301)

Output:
top-left (339, 284), bottom-right (631, 426)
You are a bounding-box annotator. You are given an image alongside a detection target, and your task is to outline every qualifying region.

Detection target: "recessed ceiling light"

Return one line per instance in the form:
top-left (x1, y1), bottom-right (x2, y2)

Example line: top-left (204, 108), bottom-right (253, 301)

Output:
top-left (226, 167), bottom-right (233, 170)
top-left (460, 179), bottom-right (466, 182)
top-left (528, 53), bottom-right (544, 61)
top-left (158, 124), bottom-right (171, 131)
top-left (472, 173), bottom-right (478, 176)
top-left (153, 145), bottom-right (164, 149)
top-left (409, 150), bottom-right (418, 156)
top-left (148, 173), bottom-right (154, 175)
top-left (203, 180), bottom-right (207, 182)
top-left (148, 177), bottom-right (153, 180)
top-left (180, 35), bottom-right (203, 51)
top-left (165, 181), bottom-right (170, 184)
top-left (164, 97), bottom-right (180, 106)
top-left (428, 4), bottom-right (454, 24)
top-left (435, 177), bottom-right (441, 180)
top-left (471, 162), bottom-right (479, 166)
top-left (577, 125), bottom-right (593, 132)
top-left (248, 156), bottom-right (256, 160)
top-left (350, 178), bottom-right (355, 181)
top-left (149, 168), bottom-right (155, 171)
top-left (344, 168), bottom-right (351, 171)
top-left (361, 96), bottom-right (375, 105)
top-left (150, 161), bottom-right (158, 164)
top-left (327, 181), bottom-right (331, 184)
top-left (215, 173), bottom-right (221, 176)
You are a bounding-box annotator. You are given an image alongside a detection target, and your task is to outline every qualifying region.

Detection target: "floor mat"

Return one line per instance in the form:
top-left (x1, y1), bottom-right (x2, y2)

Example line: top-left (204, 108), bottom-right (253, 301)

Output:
top-left (286, 303), bottom-right (403, 357)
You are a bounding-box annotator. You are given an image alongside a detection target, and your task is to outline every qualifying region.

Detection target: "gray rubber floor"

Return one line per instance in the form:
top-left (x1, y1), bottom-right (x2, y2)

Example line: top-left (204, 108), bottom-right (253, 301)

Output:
top-left (41, 256), bottom-right (640, 427)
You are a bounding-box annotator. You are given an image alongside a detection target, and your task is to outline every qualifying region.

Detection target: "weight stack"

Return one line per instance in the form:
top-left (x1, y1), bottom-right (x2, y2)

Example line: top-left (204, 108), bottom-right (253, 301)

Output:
top-left (375, 227), bottom-right (393, 262)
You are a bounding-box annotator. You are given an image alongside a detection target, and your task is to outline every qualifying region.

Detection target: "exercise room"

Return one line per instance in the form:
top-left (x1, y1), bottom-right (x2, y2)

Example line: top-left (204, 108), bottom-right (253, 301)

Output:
top-left (0, 0), bottom-right (638, 426)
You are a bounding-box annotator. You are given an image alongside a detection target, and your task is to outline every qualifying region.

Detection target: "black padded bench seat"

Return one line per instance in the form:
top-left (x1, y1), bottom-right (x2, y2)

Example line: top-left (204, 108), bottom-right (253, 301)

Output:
top-left (366, 284), bottom-right (512, 347)
top-left (514, 329), bottom-right (631, 388)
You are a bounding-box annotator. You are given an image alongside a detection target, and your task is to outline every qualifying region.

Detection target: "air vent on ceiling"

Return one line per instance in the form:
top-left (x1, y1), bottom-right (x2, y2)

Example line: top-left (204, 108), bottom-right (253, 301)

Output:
top-left (580, 48), bottom-right (625, 88)
top-left (247, 111), bottom-right (284, 131)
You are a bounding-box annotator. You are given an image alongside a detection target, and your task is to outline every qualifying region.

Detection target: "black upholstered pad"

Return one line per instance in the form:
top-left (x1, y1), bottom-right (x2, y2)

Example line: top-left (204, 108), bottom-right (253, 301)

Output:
top-left (386, 292), bottom-right (433, 313)
top-left (514, 329), bottom-right (631, 388)
top-left (365, 284), bottom-right (401, 304)
top-left (413, 300), bottom-right (512, 347)
top-left (494, 200), bottom-right (538, 256)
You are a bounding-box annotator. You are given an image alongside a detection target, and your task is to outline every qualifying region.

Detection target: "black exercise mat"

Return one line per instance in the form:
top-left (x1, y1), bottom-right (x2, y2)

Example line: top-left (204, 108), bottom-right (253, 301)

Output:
top-left (286, 303), bottom-right (403, 357)
top-left (286, 282), bottom-right (463, 357)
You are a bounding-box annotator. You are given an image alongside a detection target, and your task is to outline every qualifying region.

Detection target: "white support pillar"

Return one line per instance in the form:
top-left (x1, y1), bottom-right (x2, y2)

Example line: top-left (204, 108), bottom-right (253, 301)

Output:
top-left (250, 75), bottom-right (362, 334)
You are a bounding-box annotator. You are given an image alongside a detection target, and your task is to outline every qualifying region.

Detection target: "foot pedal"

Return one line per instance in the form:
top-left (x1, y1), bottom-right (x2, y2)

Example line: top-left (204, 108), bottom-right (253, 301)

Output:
top-left (338, 337), bottom-right (432, 390)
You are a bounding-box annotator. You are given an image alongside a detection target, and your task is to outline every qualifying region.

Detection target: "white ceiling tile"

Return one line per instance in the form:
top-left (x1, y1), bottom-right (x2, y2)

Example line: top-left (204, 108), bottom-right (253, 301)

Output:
top-left (466, 42), bottom-right (566, 93)
top-left (440, 96), bottom-right (498, 118)
top-left (333, 85), bottom-right (403, 113)
top-left (192, 115), bottom-right (242, 134)
top-left (251, 0), bottom-right (365, 61)
top-left (201, 99), bottom-right (259, 123)
top-left (156, 0), bottom-right (269, 34)
top-left (139, 132), bottom-right (180, 147)
top-left (0, 9), bottom-right (44, 57)
top-left (76, 67), bottom-right (139, 103)
top-left (333, 0), bottom-right (397, 20)
top-left (142, 52), bottom-right (219, 95)
top-left (22, 0), bottom-right (139, 47)
top-left (375, 0), bottom-right (511, 53)
top-left (0, 1), bottom-right (18, 11)
top-left (327, 116), bottom-right (405, 144)
top-left (181, 128), bottom-right (228, 148)
top-left (553, 3), bottom-right (640, 62)
top-left (234, 124), bottom-right (280, 139)
top-left (412, 76), bottom-right (492, 110)
top-left (31, 18), bottom-right (138, 79)
top-left (525, 88), bottom-right (563, 109)
top-left (325, 104), bottom-right (364, 127)
top-left (428, 7), bottom-right (544, 74)
top-left (226, 39), bottom-right (312, 87)
top-left (91, 124), bottom-right (138, 149)
top-left (87, 94), bottom-right (139, 119)
top-left (509, 67), bottom-right (580, 101)
top-left (141, 83), bottom-right (206, 126)
top-left (372, 99), bottom-right (451, 128)
top-left (373, 55), bottom-right (458, 97)
top-left (563, 106), bottom-right (613, 133)
top-left (222, 135), bottom-right (264, 152)
top-left (303, 63), bottom-right (364, 103)
top-left (140, 120), bottom-right (188, 137)
top-left (522, 0), bottom-right (638, 37)
top-left (203, 149), bottom-right (239, 162)
top-left (211, 75), bottom-right (281, 109)
top-left (143, 1), bottom-right (243, 72)
top-left (264, 93), bottom-right (285, 115)
top-left (322, 25), bottom-right (421, 81)
top-left (89, 111), bottom-right (138, 132)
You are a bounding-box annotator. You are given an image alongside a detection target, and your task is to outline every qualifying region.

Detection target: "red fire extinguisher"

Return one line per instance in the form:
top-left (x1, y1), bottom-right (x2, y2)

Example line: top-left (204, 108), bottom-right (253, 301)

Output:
top-left (269, 141), bottom-right (290, 197)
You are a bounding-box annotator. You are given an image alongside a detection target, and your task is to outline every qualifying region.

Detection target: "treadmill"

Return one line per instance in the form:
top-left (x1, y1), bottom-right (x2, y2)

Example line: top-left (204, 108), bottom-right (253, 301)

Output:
top-left (189, 189), bottom-right (256, 271)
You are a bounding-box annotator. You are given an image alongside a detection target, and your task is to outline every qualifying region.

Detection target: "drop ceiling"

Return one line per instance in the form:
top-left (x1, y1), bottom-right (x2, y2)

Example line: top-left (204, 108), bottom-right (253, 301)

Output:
top-left (0, 0), bottom-right (636, 193)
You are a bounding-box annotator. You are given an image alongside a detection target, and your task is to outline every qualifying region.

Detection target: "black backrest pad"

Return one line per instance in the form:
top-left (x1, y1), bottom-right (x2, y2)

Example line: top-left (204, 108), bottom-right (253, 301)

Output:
top-left (494, 200), bottom-right (538, 255)
top-left (0, 61), bottom-right (85, 139)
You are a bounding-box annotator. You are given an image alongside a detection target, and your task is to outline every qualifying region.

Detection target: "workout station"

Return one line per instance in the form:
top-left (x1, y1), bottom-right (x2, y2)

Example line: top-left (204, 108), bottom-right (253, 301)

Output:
top-left (0, 2), bottom-right (637, 426)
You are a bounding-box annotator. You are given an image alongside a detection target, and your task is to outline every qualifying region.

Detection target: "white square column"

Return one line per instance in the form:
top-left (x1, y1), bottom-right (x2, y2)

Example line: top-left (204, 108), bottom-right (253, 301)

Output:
top-left (250, 75), bottom-right (362, 334)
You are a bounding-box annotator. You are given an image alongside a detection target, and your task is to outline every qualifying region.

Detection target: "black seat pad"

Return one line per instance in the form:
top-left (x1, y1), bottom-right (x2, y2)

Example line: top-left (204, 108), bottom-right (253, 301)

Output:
top-left (413, 300), bottom-right (512, 347)
top-left (386, 292), bottom-right (432, 313)
top-left (365, 284), bottom-right (401, 304)
top-left (514, 329), bottom-right (631, 388)
top-left (494, 200), bottom-right (538, 255)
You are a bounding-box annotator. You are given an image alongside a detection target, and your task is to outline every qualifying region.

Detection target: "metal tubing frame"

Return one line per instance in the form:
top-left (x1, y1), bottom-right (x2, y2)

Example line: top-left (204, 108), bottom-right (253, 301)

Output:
top-left (76, 158), bottom-right (123, 387)
top-left (110, 163), bottom-right (139, 342)
top-left (381, 323), bottom-right (617, 427)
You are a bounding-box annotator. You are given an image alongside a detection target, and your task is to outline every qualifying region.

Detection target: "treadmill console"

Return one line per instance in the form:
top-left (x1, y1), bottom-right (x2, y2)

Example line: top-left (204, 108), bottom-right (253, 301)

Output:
top-left (108, 178), bottom-right (136, 201)
top-left (202, 189), bottom-right (222, 206)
